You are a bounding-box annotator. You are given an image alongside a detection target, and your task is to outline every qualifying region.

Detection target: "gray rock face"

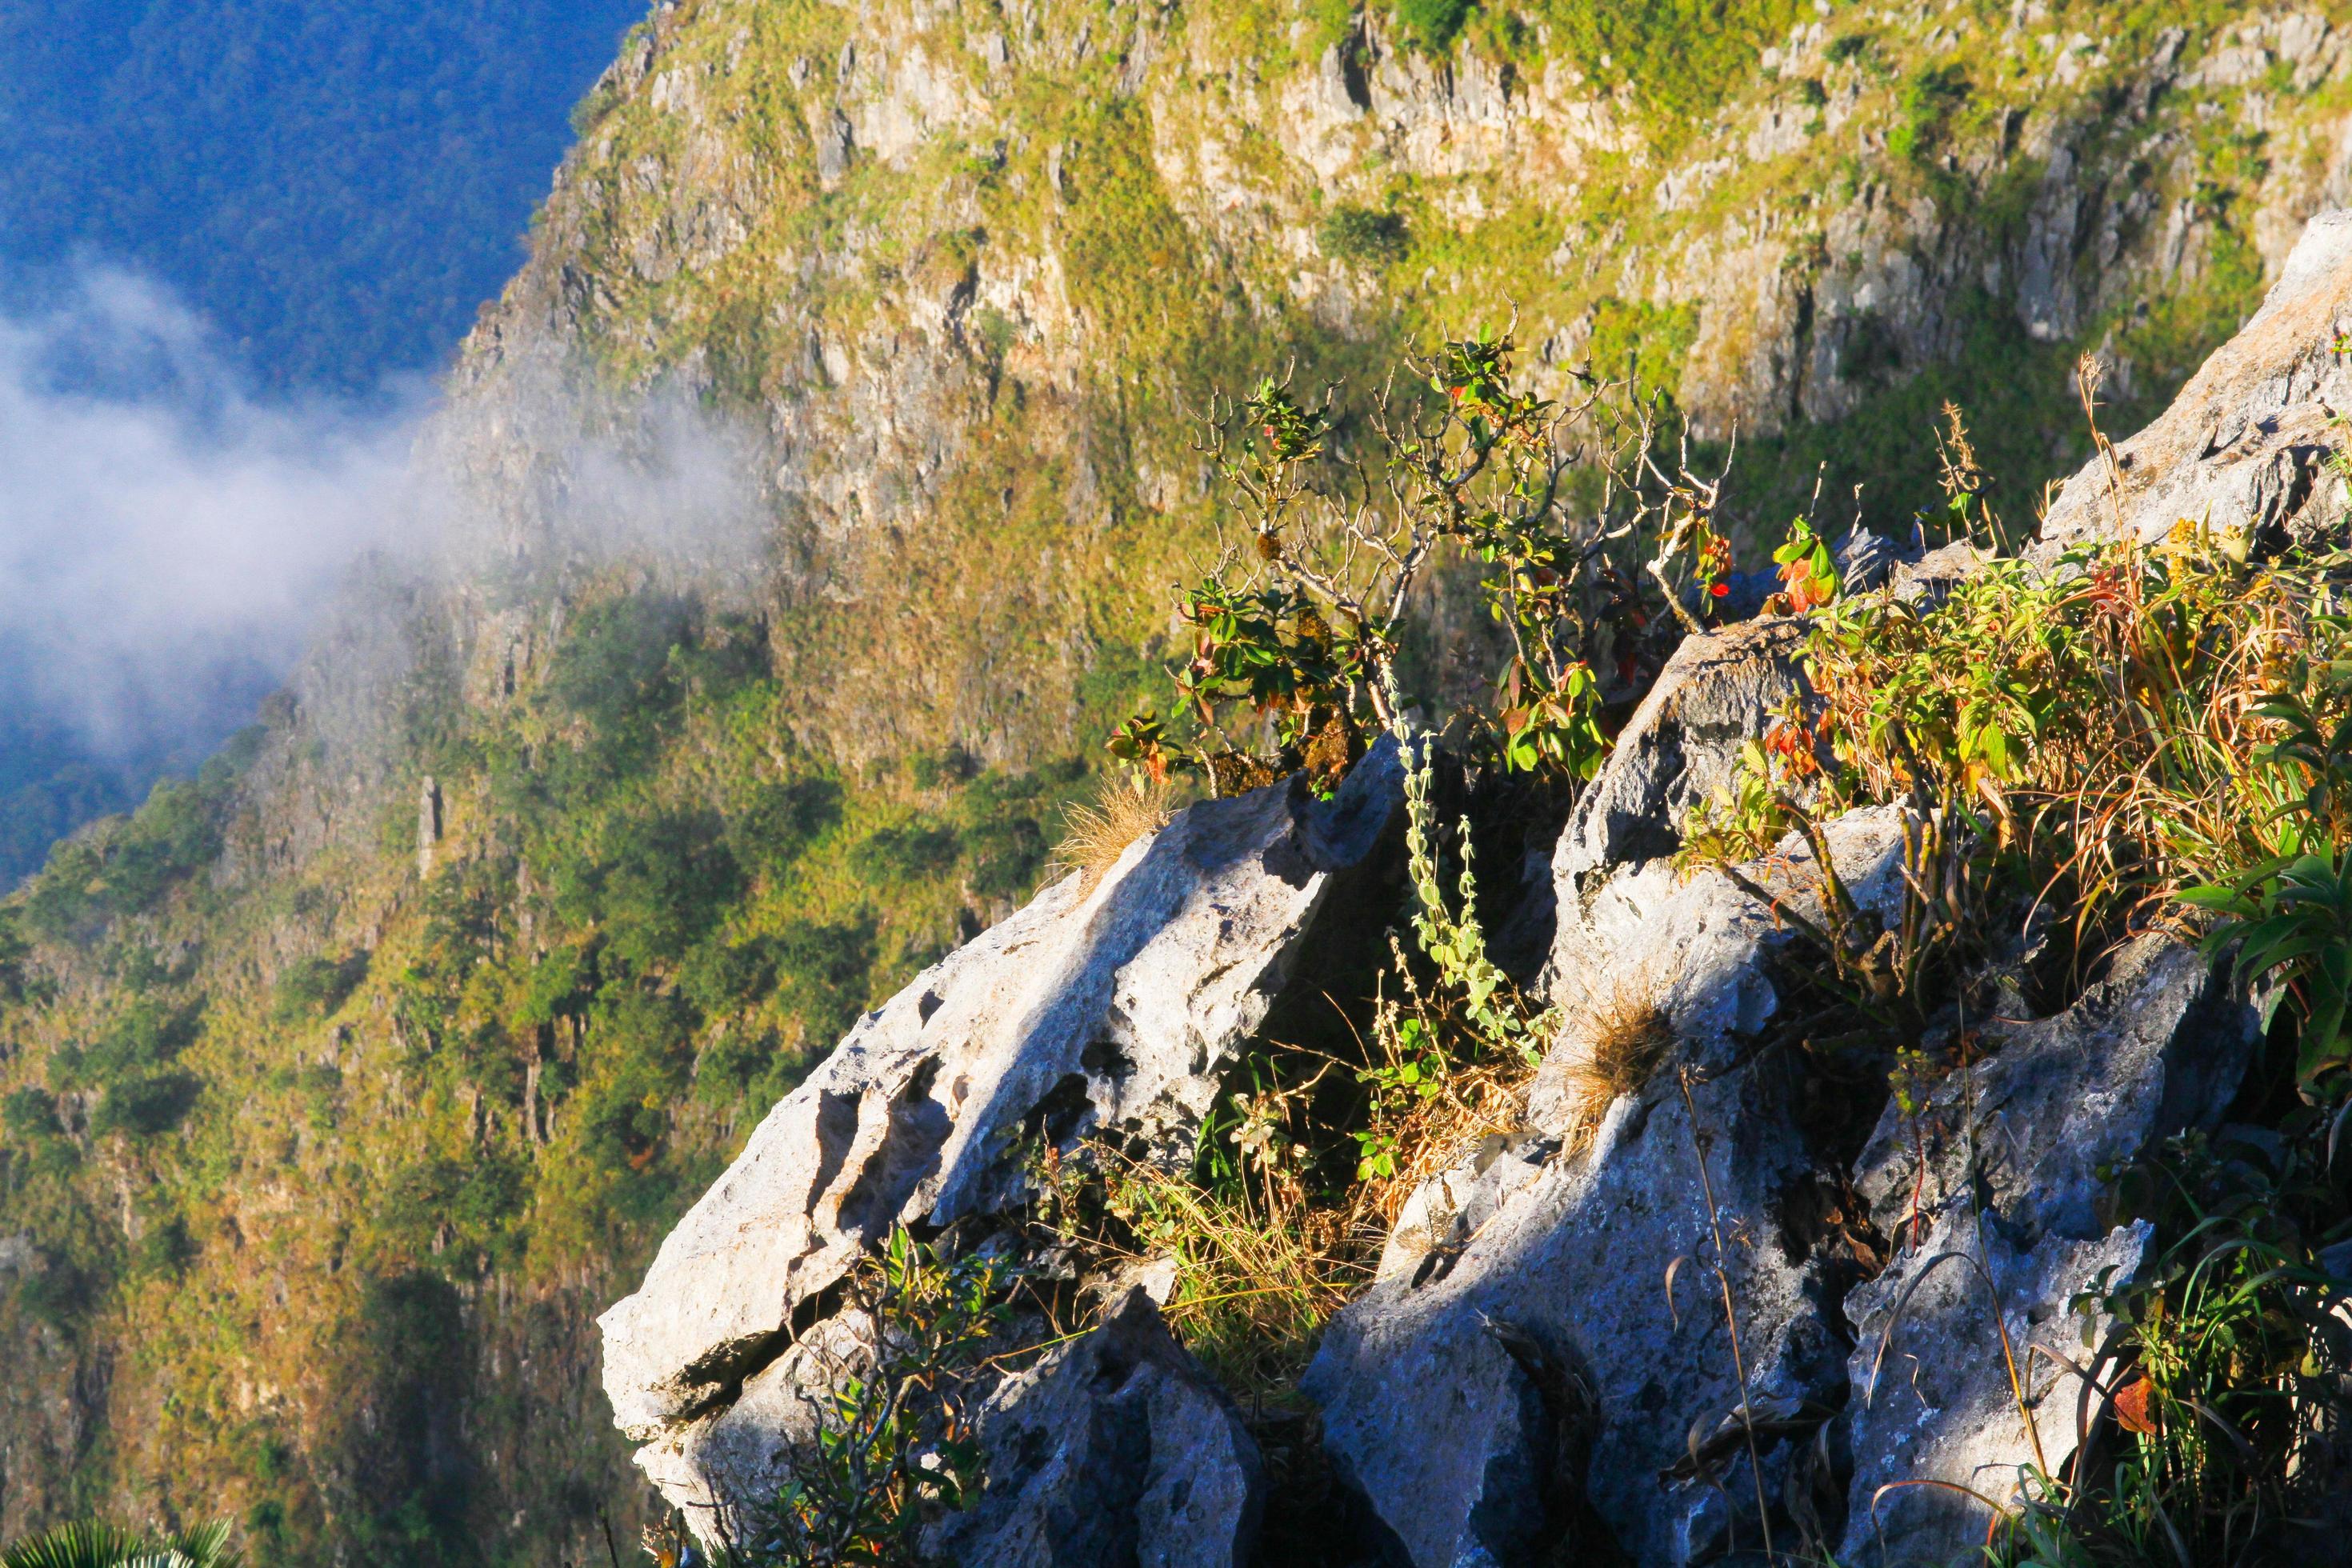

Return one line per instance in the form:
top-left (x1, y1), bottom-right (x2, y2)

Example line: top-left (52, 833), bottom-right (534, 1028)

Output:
top-left (926, 1289), bottom-right (1265, 1568)
top-left (1307, 794), bottom-right (1912, 1567)
top-left (1304, 1066), bottom-right (1826, 1567)
top-left (1546, 616), bottom-right (1809, 905)
top-left (598, 746), bottom-right (1399, 1505)
top-left (1313, 608), bottom-right (2264, 1568)
top-left (2038, 208), bottom-right (2352, 554)
top-left (1836, 936), bottom-right (2262, 1566)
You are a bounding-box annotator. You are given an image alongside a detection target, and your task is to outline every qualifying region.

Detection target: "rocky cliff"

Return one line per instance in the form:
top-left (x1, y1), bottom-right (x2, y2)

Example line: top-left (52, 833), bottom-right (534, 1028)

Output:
top-left (603, 211), bottom-right (2352, 1565)
top-left (3, 2), bottom-right (2352, 1565)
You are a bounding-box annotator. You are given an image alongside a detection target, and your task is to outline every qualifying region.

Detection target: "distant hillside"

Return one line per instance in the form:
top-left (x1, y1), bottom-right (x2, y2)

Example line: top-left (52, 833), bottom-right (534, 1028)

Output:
top-left (0, 0), bottom-right (650, 390)
top-left (0, 0), bottom-right (651, 889)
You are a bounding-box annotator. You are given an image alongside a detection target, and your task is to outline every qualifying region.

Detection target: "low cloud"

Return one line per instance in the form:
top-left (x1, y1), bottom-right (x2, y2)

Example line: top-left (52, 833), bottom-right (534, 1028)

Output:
top-left (0, 266), bottom-right (427, 762)
top-left (0, 263), bottom-right (782, 845)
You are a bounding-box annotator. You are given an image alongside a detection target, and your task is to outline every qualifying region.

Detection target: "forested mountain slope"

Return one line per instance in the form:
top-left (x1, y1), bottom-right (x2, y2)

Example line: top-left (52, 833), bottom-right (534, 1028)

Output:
top-left (0, 0), bottom-right (650, 893)
top-left (0, 2), bottom-right (2347, 1563)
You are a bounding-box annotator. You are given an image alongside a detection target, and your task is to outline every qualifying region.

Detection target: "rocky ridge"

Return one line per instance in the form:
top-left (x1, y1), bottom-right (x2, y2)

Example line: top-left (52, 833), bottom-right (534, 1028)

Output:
top-left (598, 212), bottom-right (2352, 1564)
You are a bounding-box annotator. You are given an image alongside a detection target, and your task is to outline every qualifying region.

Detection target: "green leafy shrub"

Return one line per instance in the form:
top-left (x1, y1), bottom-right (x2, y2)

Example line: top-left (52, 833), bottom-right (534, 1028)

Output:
top-left (272, 951), bottom-right (370, 1024)
top-left (680, 937), bottom-right (780, 1018)
top-left (2, 1086), bottom-right (58, 1139)
top-left (694, 1026), bottom-right (790, 1106)
top-left (685, 1229), bottom-right (1007, 1566)
top-left (378, 1155), bottom-right (526, 1266)
top-left (1890, 62), bottom-right (1970, 166)
top-left (91, 1072), bottom-right (201, 1139)
top-left (1319, 205), bottom-right (1407, 263)
top-left (730, 778), bottom-right (843, 871)
top-left (0, 913), bottom-right (29, 1002)
top-left (587, 809), bottom-right (744, 971)
top-left (21, 774), bottom-right (233, 942)
top-left (51, 998), bottom-right (203, 1090)
top-left (771, 919), bottom-right (878, 1047)
top-left (542, 593), bottom-right (698, 787)
top-left (959, 815), bottom-right (1046, 902)
top-left (131, 1214), bottom-right (197, 1277)
top-left (1997, 1132), bottom-right (2352, 1563)
top-left (849, 822), bottom-right (959, 882)
top-left (1395, 0), bottom-right (1471, 51)
top-left (1124, 331), bottom-right (1712, 792)
top-left (13, 1255), bottom-right (93, 1334)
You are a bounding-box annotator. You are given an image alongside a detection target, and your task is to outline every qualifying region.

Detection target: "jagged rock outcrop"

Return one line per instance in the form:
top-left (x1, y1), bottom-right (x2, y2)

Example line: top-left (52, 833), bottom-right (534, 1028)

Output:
top-left (600, 746), bottom-right (1401, 1518)
top-left (1303, 650), bottom-right (1913, 1568)
top-left (590, 205), bottom-right (2352, 1568)
top-left (1837, 934), bottom-right (2262, 1565)
top-left (924, 1289), bottom-right (1265, 1568)
top-left (2039, 209), bottom-right (2352, 554)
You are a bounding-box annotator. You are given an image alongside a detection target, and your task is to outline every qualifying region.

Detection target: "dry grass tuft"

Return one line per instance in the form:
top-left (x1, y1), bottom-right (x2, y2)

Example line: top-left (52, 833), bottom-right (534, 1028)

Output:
top-left (1560, 991), bottom-right (1677, 1150)
top-left (1052, 775), bottom-right (1177, 893)
top-left (1358, 1054), bottom-right (1530, 1226)
top-left (1106, 1154), bottom-right (1367, 1399)
top-left (1035, 1140), bottom-right (1369, 1405)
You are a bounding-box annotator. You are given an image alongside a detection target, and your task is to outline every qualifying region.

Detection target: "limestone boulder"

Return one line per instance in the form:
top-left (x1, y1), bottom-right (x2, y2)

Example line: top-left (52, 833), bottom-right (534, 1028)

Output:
top-left (2038, 209), bottom-right (2352, 554)
top-left (1306, 802), bottom-right (1912, 1566)
top-left (1546, 614), bottom-right (1809, 906)
top-left (924, 1289), bottom-right (1265, 1568)
top-left (597, 745), bottom-right (1400, 1496)
top-left (1836, 935), bottom-right (2262, 1566)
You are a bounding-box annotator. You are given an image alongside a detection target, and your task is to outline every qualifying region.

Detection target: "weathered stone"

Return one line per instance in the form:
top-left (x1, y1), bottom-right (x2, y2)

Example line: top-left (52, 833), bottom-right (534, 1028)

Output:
top-left (1531, 805), bottom-right (1910, 1134)
top-left (599, 745), bottom-right (1399, 1475)
top-left (1887, 539), bottom-right (1986, 606)
top-left (627, 1310), bottom-right (868, 1541)
top-left (1546, 615), bottom-right (1810, 904)
top-left (2038, 209), bottom-right (2352, 554)
top-left (1307, 806), bottom-right (1911, 1567)
top-left (1834, 525), bottom-right (1915, 594)
top-left (1838, 1216), bottom-right (2151, 1567)
top-left (1836, 935), bottom-right (2262, 1565)
top-left (925, 1289), bottom-right (1265, 1568)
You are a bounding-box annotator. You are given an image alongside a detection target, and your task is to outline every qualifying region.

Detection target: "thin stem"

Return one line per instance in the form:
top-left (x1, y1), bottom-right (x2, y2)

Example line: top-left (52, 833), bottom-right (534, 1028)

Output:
top-left (1678, 1065), bottom-right (1777, 1561)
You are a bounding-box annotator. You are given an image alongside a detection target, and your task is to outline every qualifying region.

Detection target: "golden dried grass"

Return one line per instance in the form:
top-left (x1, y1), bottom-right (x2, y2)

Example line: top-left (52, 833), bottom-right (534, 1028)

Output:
top-left (1050, 775), bottom-right (1177, 893)
top-left (1356, 1054), bottom-right (1529, 1226)
top-left (1559, 990), bottom-right (1677, 1150)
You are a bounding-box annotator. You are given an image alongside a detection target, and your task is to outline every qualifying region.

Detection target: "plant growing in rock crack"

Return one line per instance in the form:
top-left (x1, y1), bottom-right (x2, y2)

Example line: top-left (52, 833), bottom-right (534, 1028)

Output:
top-left (1684, 518), bottom-right (2352, 1061)
top-left (1662, 1065), bottom-right (1785, 1563)
top-left (687, 1228), bottom-right (1010, 1567)
top-left (1030, 1114), bottom-right (1365, 1404)
top-left (2182, 621), bottom-right (2352, 1097)
top-left (1113, 326), bottom-right (1734, 794)
top-left (1986, 1132), bottom-right (2352, 1566)
top-left (1345, 717), bottom-right (1562, 1200)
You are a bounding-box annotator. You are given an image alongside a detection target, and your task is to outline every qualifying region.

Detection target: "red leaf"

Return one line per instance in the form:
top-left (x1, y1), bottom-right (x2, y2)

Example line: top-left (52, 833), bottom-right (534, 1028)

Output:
top-left (2114, 1375), bottom-right (2157, 1435)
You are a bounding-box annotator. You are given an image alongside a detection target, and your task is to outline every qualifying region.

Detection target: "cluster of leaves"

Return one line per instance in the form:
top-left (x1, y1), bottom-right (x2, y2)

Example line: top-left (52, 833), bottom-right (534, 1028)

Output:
top-left (0, 1520), bottom-right (241, 1568)
top-left (1356, 731), bottom-right (1558, 1182)
top-left (1118, 332), bottom-right (1731, 795)
top-left (1686, 526), bottom-right (2352, 1076)
top-left (1319, 204), bottom-right (1409, 264)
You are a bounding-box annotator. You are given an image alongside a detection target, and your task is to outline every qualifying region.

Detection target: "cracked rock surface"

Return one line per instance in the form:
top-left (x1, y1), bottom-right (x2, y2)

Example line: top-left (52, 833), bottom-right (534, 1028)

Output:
top-left (924, 1288), bottom-right (1265, 1568)
top-left (2038, 210), bottom-right (2352, 555)
top-left (1836, 935), bottom-right (2261, 1566)
top-left (598, 744), bottom-right (1400, 1519)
